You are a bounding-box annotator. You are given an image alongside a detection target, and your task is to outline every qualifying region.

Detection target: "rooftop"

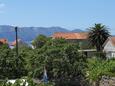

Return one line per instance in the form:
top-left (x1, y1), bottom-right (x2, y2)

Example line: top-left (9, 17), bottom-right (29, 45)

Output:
top-left (111, 36), bottom-right (115, 46)
top-left (10, 39), bottom-right (21, 46)
top-left (0, 38), bottom-right (8, 44)
top-left (52, 32), bottom-right (88, 40)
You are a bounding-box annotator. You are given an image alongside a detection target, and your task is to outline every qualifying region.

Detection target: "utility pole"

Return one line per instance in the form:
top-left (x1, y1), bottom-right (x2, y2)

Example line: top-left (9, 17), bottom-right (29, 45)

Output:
top-left (15, 27), bottom-right (18, 57)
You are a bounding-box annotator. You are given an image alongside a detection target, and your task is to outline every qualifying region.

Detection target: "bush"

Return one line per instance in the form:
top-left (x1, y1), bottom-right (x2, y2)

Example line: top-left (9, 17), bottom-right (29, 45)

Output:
top-left (28, 43), bottom-right (87, 86)
top-left (86, 58), bottom-right (115, 85)
top-left (95, 52), bottom-right (106, 59)
top-left (0, 44), bottom-right (27, 79)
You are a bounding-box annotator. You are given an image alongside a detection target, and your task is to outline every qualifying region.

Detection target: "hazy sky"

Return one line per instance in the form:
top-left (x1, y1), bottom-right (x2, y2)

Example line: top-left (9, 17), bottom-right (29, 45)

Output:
top-left (0, 0), bottom-right (115, 34)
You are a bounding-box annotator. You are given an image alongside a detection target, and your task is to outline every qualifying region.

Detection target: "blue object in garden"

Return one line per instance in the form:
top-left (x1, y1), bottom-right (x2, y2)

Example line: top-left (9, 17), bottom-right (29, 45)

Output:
top-left (43, 67), bottom-right (48, 83)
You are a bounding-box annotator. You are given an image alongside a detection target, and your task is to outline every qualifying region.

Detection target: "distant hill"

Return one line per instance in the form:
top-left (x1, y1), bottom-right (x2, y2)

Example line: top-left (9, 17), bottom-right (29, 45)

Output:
top-left (71, 29), bottom-right (84, 32)
top-left (0, 25), bottom-right (84, 42)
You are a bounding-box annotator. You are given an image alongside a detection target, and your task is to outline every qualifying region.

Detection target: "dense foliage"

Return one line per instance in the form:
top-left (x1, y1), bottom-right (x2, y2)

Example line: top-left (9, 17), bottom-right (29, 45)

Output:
top-left (0, 36), bottom-right (88, 86)
top-left (0, 44), bottom-right (27, 79)
top-left (0, 33), bottom-right (115, 86)
top-left (32, 35), bottom-right (50, 48)
top-left (86, 58), bottom-right (115, 85)
top-left (29, 38), bottom-right (88, 86)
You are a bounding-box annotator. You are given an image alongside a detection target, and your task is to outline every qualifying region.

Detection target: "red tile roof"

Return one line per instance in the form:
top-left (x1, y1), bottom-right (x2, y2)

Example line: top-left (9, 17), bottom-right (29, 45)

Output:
top-left (52, 32), bottom-right (88, 40)
top-left (0, 38), bottom-right (8, 44)
top-left (111, 37), bottom-right (115, 46)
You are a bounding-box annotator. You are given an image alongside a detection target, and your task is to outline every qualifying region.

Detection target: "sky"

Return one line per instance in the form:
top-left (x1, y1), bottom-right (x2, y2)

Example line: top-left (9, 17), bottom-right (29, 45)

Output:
top-left (0, 0), bottom-right (115, 35)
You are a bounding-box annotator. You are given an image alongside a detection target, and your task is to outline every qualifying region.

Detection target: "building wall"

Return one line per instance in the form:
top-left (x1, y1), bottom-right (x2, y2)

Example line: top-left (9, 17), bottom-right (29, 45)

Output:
top-left (103, 41), bottom-right (115, 58)
top-left (67, 39), bottom-right (92, 49)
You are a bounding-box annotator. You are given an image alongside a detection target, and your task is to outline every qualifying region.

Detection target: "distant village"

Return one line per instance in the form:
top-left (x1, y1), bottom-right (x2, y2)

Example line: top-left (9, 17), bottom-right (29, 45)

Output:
top-left (0, 32), bottom-right (115, 59)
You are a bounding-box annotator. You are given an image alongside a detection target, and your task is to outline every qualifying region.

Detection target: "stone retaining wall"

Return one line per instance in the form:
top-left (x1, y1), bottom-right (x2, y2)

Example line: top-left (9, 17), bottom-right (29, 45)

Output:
top-left (100, 76), bottom-right (115, 86)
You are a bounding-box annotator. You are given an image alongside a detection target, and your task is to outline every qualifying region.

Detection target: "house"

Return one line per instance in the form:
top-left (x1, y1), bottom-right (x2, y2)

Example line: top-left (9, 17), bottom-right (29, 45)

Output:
top-left (10, 39), bottom-right (29, 49)
top-left (52, 32), bottom-right (97, 57)
top-left (103, 36), bottom-right (115, 58)
top-left (52, 32), bottom-right (88, 43)
top-left (52, 32), bottom-right (91, 49)
top-left (52, 32), bottom-right (88, 40)
top-left (0, 38), bottom-right (8, 45)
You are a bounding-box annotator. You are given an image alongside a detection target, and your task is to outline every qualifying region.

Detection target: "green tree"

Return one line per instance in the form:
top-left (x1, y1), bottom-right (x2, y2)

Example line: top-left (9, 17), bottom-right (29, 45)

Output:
top-left (50, 38), bottom-right (67, 46)
top-left (28, 39), bottom-right (87, 86)
top-left (0, 44), bottom-right (27, 79)
top-left (88, 23), bottom-right (110, 52)
top-left (32, 35), bottom-right (49, 48)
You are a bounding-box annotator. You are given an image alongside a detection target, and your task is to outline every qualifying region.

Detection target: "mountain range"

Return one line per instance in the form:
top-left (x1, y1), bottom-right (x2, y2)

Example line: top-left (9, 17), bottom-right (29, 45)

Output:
top-left (0, 25), bottom-right (84, 42)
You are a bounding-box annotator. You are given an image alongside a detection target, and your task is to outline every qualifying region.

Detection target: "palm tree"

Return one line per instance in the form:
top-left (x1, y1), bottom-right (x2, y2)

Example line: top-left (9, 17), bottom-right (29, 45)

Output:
top-left (88, 23), bottom-right (110, 52)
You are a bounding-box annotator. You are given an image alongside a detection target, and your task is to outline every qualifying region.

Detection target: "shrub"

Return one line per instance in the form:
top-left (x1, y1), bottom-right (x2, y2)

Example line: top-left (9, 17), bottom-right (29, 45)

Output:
top-left (86, 58), bottom-right (115, 85)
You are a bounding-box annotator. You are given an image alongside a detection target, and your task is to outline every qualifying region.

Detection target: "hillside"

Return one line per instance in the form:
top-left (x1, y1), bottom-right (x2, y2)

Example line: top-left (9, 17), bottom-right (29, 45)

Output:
top-left (0, 25), bottom-right (84, 42)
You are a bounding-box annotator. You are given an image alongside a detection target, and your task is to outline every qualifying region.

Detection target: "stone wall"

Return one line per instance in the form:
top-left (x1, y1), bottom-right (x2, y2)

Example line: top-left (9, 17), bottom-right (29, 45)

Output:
top-left (100, 76), bottom-right (115, 86)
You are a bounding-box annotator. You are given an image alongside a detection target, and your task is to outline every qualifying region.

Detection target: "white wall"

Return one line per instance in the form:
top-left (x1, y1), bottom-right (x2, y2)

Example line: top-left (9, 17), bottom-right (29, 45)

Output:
top-left (104, 41), bottom-right (115, 52)
top-left (103, 41), bottom-right (115, 59)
